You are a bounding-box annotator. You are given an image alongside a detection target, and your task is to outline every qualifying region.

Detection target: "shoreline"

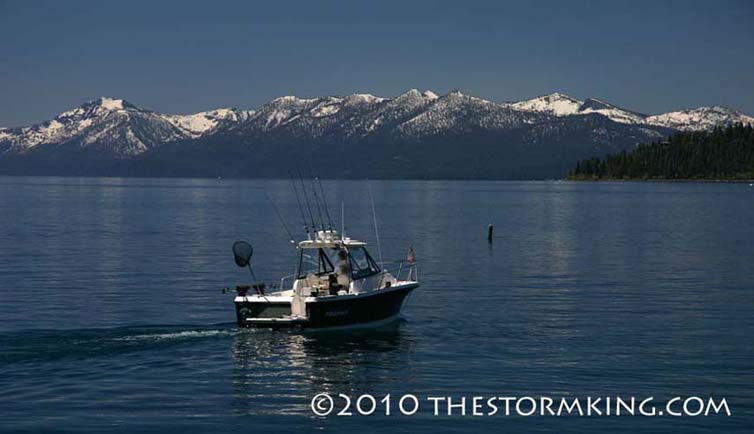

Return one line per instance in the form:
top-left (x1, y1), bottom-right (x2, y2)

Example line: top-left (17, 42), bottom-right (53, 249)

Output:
top-left (0, 173), bottom-right (752, 184)
top-left (566, 177), bottom-right (754, 184)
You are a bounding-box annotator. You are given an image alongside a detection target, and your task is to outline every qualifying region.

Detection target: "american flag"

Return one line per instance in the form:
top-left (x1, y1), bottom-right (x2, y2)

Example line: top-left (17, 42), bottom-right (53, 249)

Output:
top-left (407, 245), bottom-right (416, 264)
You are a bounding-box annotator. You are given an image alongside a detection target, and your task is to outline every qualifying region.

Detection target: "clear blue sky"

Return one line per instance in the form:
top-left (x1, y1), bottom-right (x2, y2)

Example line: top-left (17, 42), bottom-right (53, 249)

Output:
top-left (1, 0), bottom-right (753, 127)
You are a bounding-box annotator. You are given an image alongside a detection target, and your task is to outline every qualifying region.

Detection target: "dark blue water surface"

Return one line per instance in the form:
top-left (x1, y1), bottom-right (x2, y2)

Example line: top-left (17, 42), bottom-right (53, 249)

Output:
top-left (1, 177), bottom-right (753, 433)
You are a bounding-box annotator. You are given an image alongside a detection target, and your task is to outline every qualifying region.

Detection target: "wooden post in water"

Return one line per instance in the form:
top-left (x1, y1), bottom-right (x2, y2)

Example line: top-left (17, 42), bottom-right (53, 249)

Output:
top-left (487, 224), bottom-right (493, 243)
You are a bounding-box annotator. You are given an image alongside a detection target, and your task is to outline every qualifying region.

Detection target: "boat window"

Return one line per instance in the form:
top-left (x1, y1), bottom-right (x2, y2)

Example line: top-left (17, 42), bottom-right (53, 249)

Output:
top-left (297, 248), bottom-right (334, 278)
top-left (348, 247), bottom-right (380, 279)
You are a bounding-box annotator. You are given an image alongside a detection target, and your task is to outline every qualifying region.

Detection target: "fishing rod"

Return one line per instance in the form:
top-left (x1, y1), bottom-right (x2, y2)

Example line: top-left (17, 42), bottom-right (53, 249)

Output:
top-left (316, 176), bottom-right (334, 230)
top-left (368, 182), bottom-right (384, 267)
top-left (265, 192), bottom-right (296, 245)
top-left (290, 173), bottom-right (310, 237)
top-left (297, 169), bottom-right (317, 232)
top-left (309, 174), bottom-right (326, 231)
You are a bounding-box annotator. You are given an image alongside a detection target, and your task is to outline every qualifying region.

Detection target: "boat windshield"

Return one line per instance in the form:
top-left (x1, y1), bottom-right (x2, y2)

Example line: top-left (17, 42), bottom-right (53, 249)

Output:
top-left (349, 247), bottom-right (381, 279)
top-left (296, 246), bottom-right (381, 281)
top-left (297, 248), bottom-right (337, 279)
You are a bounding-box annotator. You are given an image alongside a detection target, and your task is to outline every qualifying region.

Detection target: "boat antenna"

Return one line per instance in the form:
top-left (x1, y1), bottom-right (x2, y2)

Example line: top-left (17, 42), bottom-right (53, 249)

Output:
top-left (298, 169), bottom-right (317, 233)
top-left (290, 174), bottom-right (310, 237)
top-left (265, 192), bottom-right (296, 245)
top-left (341, 201), bottom-right (345, 238)
top-left (309, 173), bottom-right (326, 231)
top-left (368, 182), bottom-right (384, 267)
top-left (316, 176), bottom-right (334, 230)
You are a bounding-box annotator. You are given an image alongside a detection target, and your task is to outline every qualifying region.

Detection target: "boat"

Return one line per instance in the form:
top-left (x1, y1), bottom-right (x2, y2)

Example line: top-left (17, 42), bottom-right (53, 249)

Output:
top-left (226, 229), bottom-right (419, 329)
top-left (223, 176), bottom-right (420, 332)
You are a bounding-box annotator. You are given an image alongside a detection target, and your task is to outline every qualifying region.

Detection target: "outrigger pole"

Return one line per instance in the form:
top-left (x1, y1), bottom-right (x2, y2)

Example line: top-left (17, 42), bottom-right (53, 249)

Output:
top-left (265, 192), bottom-right (296, 245)
top-left (290, 173), bottom-right (310, 238)
top-left (316, 176), bottom-right (335, 230)
top-left (368, 182), bottom-right (384, 267)
top-left (297, 169), bottom-right (317, 233)
top-left (309, 172), bottom-right (326, 231)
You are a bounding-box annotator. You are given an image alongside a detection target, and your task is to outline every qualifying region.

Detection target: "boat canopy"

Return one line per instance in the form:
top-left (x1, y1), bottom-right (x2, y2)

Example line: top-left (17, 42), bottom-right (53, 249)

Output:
top-left (298, 230), bottom-right (366, 249)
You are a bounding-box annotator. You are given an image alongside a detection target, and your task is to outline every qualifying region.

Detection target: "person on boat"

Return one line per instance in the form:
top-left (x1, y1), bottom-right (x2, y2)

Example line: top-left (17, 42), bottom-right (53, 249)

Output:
top-left (334, 248), bottom-right (352, 289)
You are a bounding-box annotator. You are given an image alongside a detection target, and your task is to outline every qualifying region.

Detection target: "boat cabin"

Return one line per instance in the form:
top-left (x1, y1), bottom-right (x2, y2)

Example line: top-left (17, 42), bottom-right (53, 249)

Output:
top-left (293, 230), bottom-right (385, 297)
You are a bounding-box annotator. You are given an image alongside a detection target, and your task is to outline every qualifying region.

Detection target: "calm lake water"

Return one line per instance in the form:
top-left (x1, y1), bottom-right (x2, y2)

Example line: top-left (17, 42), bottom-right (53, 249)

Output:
top-left (1, 177), bottom-right (753, 433)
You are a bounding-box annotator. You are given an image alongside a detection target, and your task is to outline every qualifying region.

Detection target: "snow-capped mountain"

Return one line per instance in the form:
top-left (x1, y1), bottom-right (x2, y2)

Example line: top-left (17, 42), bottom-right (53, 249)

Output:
top-left (1, 90), bottom-right (751, 178)
top-left (0, 97), bottom-right (252, 156)
top-left (241, 93), bottom-right (393, 138)
top-left (645, 106), bottom-right (754, 131)
top-left (395, 90), bottom-right (541, 137)
top-left (233, 89), bottom-right (540, 141)
top-left (238, 89), bottom-right (441, 140)
top-left (510, 93), bottom-right (646, 124)
top-left (510, 92), bottom-right (583, 116)
top-left (508, 92), bottom-right (754, 130)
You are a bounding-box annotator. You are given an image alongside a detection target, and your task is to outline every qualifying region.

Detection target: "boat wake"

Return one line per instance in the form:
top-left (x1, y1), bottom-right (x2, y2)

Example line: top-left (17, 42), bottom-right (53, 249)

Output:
top-left (0, 324), bottom-right (237, 366)
top-left (115, 328), bottom-right (234, 342)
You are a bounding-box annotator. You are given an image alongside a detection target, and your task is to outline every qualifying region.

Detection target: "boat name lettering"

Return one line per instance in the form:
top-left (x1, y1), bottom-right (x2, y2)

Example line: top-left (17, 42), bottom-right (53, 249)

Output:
top-left (324, 309), bottom-right (350, 317)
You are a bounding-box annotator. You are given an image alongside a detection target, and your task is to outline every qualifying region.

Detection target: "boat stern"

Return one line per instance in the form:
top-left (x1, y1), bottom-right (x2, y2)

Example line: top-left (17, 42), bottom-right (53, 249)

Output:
top-left (234, 295), bottom-right (297, 328)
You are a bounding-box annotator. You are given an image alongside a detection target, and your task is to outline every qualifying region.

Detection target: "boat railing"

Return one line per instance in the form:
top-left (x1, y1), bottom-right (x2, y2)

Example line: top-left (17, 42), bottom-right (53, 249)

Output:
top-left (279, 274), bottom-right (296, 290)
top-left (392, 261), bottom-right (418, 283)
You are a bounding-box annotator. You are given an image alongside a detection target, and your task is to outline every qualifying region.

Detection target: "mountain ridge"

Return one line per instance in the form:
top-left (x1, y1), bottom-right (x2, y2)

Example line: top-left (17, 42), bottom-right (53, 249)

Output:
top-left (1, 90), bottom-right (752, 179)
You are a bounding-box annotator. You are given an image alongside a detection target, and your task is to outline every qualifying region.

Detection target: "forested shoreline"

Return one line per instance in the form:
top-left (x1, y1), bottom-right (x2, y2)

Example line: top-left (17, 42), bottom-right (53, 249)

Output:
top-left (568, 124), bottom-right (754, 180)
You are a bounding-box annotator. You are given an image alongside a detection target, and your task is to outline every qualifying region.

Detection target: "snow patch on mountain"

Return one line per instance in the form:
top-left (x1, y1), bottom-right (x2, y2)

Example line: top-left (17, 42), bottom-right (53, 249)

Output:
top-left (645, 106), bottom-right (754, 131)
top-left (344, 93), bottom-right (386, 104)
top-left (310, 103), bottom-right (340, 117)
top-left (511, 93), bottom-right (583, 116)
top-left (577, 98), bottom-right (646, 124)
top-left (98, 97), bottom-right (126, 111)
top-left (163, 108), bottom-right (253, 136)
top-left (422, 90), bottom-right (439, 100)
top-left (511, 94), bottom-right (647, 124)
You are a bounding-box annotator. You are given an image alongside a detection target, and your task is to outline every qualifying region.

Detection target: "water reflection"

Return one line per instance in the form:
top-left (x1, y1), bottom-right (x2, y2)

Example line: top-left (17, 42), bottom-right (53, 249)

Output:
top-left (230, 321), bottom-right (416, 415)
